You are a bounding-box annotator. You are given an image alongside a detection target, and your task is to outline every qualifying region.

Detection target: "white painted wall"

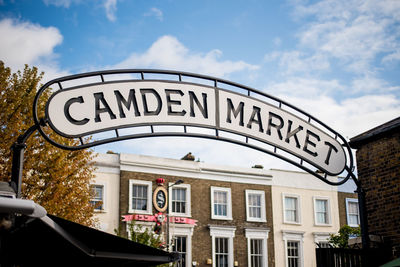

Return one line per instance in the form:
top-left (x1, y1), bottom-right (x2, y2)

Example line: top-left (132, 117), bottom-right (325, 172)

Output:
top-left (271, 169), bottom-right (339, 267)
top-left (92, 153), bottom-right (120, 234)
top-left (120, 153), bottom-right (273, 185)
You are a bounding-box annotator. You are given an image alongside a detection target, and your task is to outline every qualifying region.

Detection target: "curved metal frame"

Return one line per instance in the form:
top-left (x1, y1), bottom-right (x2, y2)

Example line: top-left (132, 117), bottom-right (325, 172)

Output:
top-left (33, 69), bottom-right (355, 186)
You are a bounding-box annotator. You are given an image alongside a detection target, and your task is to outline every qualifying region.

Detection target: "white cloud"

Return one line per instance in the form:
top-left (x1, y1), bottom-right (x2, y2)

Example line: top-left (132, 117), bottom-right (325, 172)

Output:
top-left (97, 135), bottom-right (297, 171)
top-left (115, 35), bottom-right (259, 78)
top-left (272, 51), bottom-right (330, 74)
top-left (43, 0), bottom-right (118, 22)
top-left (273, 37), bottom-right (282, 46)
top-left (382, 49), bottom-right (400, 63)
top-left (267, 77), bottom-right (343, 97)
top-left (144, 7), bottom-right (163, 21)
top-left (293, 0), bottom-right (400, 74)
top-left (104, 0), bottom-right (117, 22)
top-left (0, 18), bottom-right (63, 74)
top-left (351, 76), bottom-right (400, 93)
top-left (273, 91), bottom-right (400, 139)
top-left (43, 0), bottom-right (75, 8)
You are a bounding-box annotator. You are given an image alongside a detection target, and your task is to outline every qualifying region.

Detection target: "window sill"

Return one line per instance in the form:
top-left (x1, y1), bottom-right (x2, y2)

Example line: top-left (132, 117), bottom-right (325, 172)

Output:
top-left (348, 224), bottom-right (360, 228)
top-left (283, 221), bottom-right (302, 225)
top-left (94, 210), bottom-right (107, 214)
top-left (211, 216), bottom-right (233, 221)
top-left (314, 223), bottom-right (332, 227)
top-left (169, 213), bottom-right (191, 217)
top-left (128, 210), bottom-right (153, 215)
top-left (246, 218), bottom-right (267, 223)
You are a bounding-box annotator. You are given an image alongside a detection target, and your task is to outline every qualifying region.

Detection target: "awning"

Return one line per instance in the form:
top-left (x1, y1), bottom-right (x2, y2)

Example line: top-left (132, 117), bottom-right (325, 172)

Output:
top-left (380, 257), bottom-right (400, 267)
top-left (2, 214), bottom-right (180, 266)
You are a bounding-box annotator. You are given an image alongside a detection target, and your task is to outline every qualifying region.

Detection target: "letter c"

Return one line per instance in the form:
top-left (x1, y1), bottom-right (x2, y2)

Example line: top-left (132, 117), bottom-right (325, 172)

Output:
top-left (64, 96), bottom-right (89, 125)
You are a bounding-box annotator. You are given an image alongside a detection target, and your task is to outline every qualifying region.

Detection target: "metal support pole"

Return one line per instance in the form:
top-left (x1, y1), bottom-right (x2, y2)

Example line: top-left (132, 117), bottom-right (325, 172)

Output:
top-left (10, 125), bottom-right (39, 198)
top-left (349, 169), bottom-right (370, 250)
top-left (356, 185), bottom-right (370, 249)
top-left (167, 208), bottom-right (170, 251)
top-left (10, 143), bottom-right (26, 198)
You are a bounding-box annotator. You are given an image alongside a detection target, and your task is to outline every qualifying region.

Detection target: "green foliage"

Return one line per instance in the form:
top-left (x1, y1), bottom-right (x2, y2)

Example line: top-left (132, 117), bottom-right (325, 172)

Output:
top-left (115, 220), bottom-right (164, 249)
top-left (0, 61), bottom-right (96, 226)
top-left (329, 225), bottom-right (361, 248)
top-left (115, 220), bottom-right (173, 267)
top-left (127, 220), bottom-right (164, 248)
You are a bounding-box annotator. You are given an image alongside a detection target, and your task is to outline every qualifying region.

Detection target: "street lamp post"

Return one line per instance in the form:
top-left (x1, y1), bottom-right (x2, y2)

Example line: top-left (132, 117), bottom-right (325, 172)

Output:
top-left (166, 179), bottom-right (184, 252)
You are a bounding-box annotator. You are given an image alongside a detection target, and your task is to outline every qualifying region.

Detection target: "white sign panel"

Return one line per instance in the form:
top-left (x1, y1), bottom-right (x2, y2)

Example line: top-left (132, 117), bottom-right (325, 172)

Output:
top-left (218, 90), bottom-right (346, 175)
top-left (47, 81), bottom-right (216, 136)
top-left (46, 80), bottom-right (346, 175)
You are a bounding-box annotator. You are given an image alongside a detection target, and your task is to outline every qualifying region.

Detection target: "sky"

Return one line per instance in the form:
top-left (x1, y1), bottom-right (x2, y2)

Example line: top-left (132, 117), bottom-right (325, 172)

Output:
top-left (1, 0), bottom-right (399, 172)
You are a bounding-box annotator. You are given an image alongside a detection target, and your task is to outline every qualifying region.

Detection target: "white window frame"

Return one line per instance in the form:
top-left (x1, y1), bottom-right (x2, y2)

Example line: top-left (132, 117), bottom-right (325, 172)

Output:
top-left (91, 183), bottom-right (106, 212)
top-left (210, 226), bottom-right (236, 267)
top-left (169, 183), bottom-right (191, 217)
top-left (313, 196), bottom-right (331, 226)
top-left (128, 179), bottom-right (152, 214)
top-left (282, 193), bottom-right (301, 224)
top-left (211, 187), bottom-right (232, 220)
top-left (126, 221), bottom-right (157, 240)
top-left (282, 231), bottom-right (304, 267)
top-left (245, 228), bottom-right (269, 267)
top-left (346, 198), bottom-right (360, 227)
top-left (313, 232), bottom-right (333, 248)
top-left (170, 225), bottom-right (194, 267)
top-left (245, 190), bottom-right (266, 222)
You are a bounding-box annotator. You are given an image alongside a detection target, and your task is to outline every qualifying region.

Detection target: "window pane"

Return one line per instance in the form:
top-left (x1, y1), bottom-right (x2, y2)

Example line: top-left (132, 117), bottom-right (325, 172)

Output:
top-left (248, 193), bottom-right (262, 219)
top-left (285, 197), bottom-right (298, 222)
top-left (349, 214), bottom-right (359, 225)
top-left (285, 197), bottom-right (296, 209)
top-left (250, 239), bottom-right (263, 267)
top-left (316, 199), bottom-right (328, 224)
top-left (348, 202), bottom-right (358, 213)
top-left (132, 184), bottom-right (147, 210)
top-left (318, 242), bottom-right (330, 248)
top-left (215, 237), bottom-right (229, 267)
top-left (316, 200), bottom-right (326, 212)
top-left (90, 185), bottom-right (103, 210)
top-left (348, 201), bottom-right (359, 225)
top-left (173, 236), bottom-right (187, 267)
top-left (214, 191), bottom-right (228, 216)
top-left (172, 188), bottom-right (186, 213)
top-left (287, 241), bottom-right (299, 267)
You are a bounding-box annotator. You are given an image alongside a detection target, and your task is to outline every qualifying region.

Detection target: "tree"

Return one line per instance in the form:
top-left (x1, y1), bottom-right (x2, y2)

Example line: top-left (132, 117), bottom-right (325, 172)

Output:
top-left (329, 225), bottom-right (361, 248)
top-left (0, 61), bottom-right (96, 226)
top-left (117, 220), bottom-right (164, 249)
top-left (115, 220), bottom-right (172, 267)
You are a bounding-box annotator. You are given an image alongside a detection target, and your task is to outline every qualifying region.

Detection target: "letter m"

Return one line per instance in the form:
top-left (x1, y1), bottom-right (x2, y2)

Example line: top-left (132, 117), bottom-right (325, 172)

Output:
top-left (226, 98), bottom-right (244, 126)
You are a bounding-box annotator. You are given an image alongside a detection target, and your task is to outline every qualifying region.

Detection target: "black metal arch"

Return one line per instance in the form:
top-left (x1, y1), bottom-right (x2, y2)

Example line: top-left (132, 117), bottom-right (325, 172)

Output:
top-left (33, 69), bottom-right (355, 186)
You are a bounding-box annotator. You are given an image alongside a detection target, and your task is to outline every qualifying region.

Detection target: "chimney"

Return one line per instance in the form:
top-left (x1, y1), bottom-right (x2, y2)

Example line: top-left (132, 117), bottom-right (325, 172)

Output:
top-left (181, 152), bottom-right (195, 161)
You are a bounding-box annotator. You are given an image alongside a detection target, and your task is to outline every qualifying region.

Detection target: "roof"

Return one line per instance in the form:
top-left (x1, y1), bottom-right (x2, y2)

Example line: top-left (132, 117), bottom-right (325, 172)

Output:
top-left (349, 117), bottom-right (400, 149)
top-left (3, 214), bottom-right (179, 267)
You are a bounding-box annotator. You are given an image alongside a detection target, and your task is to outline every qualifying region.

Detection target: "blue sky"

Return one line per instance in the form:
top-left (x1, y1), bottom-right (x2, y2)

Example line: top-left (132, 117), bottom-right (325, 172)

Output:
top-left (1, 0), bottom-right (399, 171)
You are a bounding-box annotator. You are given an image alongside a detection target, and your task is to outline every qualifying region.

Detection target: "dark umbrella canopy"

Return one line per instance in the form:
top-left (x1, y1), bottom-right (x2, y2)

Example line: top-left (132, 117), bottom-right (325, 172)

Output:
top-left (3, 214), bottom-right (179, 266)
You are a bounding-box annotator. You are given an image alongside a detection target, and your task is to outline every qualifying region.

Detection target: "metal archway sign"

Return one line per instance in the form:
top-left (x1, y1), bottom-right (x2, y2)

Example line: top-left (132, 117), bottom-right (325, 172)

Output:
top-left (33, 69), bottom-right (355, 185)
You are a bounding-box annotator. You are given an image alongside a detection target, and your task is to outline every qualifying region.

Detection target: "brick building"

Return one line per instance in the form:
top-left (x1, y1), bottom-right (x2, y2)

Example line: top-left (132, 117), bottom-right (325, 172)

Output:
top-left (337, 179), bottom-right (359, 228)
top-left (350, 117), bottom-right (400, 254)
top-left (92, 152), bottom-right (356, 267)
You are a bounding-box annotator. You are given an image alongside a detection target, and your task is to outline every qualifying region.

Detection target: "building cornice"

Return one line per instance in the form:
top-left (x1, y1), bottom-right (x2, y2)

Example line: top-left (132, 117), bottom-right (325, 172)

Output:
top-left (119, 153), bottom-right (273, 185)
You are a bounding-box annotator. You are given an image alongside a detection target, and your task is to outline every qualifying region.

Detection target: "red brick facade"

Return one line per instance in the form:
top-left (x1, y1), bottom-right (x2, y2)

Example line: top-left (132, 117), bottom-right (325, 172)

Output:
top-left (337, 191), bottom-right (358, 227)
top-left (350, 117), bottom-right (400, 251)
top-left (119, 170), bottom-right (275, 267)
